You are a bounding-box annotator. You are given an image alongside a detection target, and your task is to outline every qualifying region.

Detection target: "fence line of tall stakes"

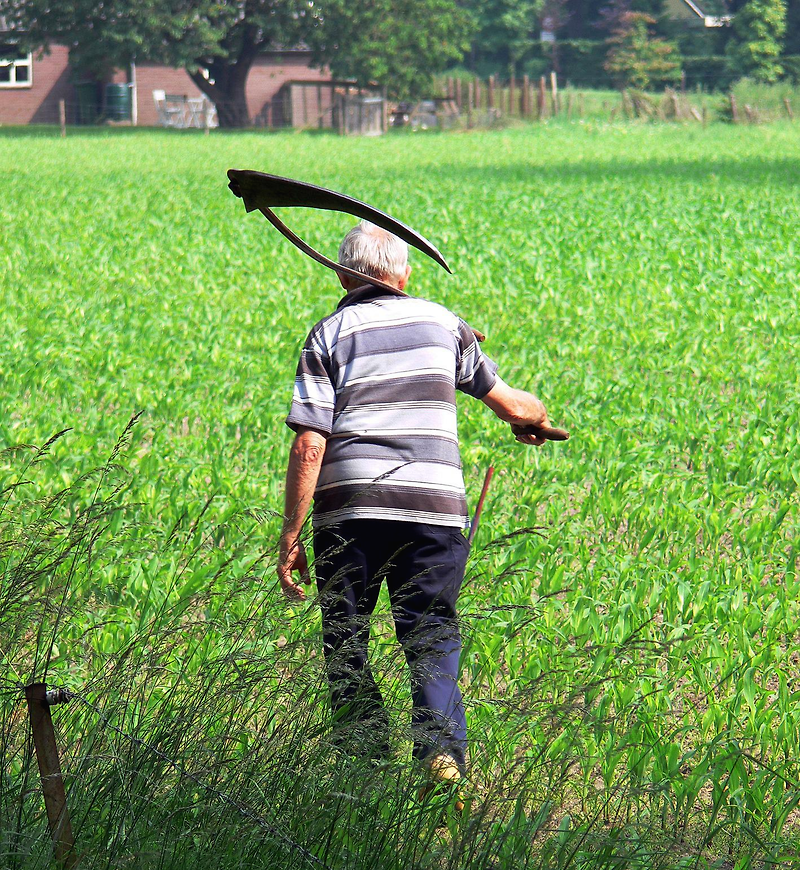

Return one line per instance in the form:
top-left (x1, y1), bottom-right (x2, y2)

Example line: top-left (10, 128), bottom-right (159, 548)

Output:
top-left (12, 76), bottom-right (798, 138)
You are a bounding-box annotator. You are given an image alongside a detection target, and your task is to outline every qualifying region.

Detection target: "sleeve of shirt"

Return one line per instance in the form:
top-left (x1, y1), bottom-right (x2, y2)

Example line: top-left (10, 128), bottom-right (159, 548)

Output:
top-left (456, 318), bottom-right (499, 399)
top-left (285, 325), bottom-right (336, 436)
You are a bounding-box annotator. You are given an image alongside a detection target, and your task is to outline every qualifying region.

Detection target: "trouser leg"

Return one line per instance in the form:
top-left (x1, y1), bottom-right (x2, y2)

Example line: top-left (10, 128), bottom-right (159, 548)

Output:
top-left (387, 525), bottom-right (469, 772)
top-left (313, 524), bottom-right (388, 754)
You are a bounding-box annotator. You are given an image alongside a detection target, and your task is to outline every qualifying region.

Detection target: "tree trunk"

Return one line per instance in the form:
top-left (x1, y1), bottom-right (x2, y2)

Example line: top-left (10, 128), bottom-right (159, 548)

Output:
top-left (188, 28), bottom-right (259, 129)
top-left (189, 63), bottom-right (252, 128)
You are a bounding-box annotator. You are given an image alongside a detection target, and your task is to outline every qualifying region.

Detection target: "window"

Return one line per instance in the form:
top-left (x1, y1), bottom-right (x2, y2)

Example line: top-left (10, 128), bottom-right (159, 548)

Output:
top-left (0, 45), bottom-right (33, 88)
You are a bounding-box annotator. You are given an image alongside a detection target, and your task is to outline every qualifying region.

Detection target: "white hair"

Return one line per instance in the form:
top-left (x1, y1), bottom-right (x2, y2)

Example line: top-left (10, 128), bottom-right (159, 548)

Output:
top-left (338, 221), bottom-right (408, 281)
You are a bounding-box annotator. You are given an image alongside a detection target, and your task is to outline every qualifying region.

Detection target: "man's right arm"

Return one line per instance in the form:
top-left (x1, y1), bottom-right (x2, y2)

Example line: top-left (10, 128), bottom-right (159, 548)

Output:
top-left (480, 377), bottom-right (551, 446)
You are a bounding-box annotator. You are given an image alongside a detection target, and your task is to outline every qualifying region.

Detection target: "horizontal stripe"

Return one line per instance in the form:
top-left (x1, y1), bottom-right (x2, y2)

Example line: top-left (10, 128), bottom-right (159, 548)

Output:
top-left (323, 438), bottom-right (462, 467)
top-left (313, 506), bottom-right (469, 530)
top-left (335, 377), bottom-right (454, 411)
top-left (332, 320), bottom-right (457, 361)
top-left (332, 404), bottom-right (458, 437)
top-left (316, 460), bottom-right (465, 492)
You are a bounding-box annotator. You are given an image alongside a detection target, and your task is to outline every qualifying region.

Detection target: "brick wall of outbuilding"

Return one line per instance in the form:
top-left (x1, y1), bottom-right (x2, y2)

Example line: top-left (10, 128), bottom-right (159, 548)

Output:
top-left (0, 47), bottom-right (330, 127)
top-left (0, 44), bottom-right (74, 125)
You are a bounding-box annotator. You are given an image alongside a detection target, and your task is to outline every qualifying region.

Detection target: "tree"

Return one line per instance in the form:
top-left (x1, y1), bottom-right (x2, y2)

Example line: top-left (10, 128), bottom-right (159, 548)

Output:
top-left (604, 10), bottom-right (680, 89)
top-left (605, 12), bottom-right (680, 90)
top-left (3, 0), bottom-right (312, 127)
top-left (467, 0), bottom-right (544, 75)
top-left (726, 0), bottom-right (787, 83)
top-left (308, 0), bottom-right (473, 99)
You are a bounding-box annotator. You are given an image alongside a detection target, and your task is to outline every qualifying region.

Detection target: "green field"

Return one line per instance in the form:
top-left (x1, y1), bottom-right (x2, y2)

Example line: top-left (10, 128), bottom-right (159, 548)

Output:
top-left (2, 123), bottom-right (800, 869)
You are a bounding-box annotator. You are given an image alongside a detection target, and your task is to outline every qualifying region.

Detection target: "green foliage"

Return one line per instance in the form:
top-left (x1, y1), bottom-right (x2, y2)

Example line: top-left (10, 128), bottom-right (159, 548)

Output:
top-left (2, 125), bottom-right (800, 866)
top-left (605, 11), bottom-right (681, 89)
top-left (308, 0), bottom-right (473, 98)
top-left (726, 0), bottom-right (788, 84)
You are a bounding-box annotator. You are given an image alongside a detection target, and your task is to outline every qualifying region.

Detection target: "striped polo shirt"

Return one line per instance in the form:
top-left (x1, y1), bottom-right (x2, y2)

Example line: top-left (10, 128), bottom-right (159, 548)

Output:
top-left (286, 287), bottom-right (498, 529)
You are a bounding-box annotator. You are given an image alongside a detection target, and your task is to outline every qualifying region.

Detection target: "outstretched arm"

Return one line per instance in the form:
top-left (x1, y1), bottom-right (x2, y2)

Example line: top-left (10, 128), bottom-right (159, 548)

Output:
top-left (278, 427), bottom-right (327, 600)
top-left (480, 377), bottom-right (551, 446)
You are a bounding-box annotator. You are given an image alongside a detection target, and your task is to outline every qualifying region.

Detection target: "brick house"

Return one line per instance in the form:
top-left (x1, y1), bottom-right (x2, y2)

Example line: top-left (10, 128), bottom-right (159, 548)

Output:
top-left (0, 22), bottom-right (333, 127)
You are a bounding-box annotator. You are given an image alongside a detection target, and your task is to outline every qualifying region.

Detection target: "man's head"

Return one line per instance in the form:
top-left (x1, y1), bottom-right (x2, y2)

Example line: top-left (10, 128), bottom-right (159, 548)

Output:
top-left (337, 221), bottom-right (411, 291)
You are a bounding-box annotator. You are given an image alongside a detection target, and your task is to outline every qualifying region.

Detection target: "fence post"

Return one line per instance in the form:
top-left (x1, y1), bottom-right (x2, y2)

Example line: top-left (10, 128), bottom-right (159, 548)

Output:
top-left (522, 74), bottom-right (530, 117)
top-left (509, 75), bottom-right (515, 117)
top-left (729, 92), bottom-right (739, 123)
top-left (488, 75), bottom-right (495, 111)
top-left (538, 76), bottom-right (546, 119)
top-left (467, 80), bottom-right (474, 127)
top-left (59, 99), bottom-right (66, 138)
top-left (474, 77), bottom-right (481, 111)
top-left (25, 684), bottom-right (76, 868)
top-left (455, 78), bottom-right (462, 112)
top-left (550, 71), bottom-right (558, 116)
top-left (784, 97), bottom-right (794, 121)
top-left (567, 91), bottom-right (573, 120)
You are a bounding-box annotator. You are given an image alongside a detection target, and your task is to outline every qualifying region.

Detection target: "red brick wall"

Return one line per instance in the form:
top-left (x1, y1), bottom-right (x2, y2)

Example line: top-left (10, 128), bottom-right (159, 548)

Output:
top-left (0, 47), bottom-right (330, 127)
top-left (0, 44), bottom-right (74, 125)
top-left (247, 53), bottom-right (330, 126)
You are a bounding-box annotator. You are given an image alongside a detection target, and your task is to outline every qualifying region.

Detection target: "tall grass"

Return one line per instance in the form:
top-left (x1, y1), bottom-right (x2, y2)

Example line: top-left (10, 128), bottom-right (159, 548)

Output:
top-left (2, 425), bottom-right (798, 868)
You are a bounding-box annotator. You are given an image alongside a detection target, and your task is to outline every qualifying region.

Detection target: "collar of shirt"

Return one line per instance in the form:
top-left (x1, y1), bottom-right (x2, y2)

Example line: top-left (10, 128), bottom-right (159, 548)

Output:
top-left (336, 284), bottom-right (409, 310)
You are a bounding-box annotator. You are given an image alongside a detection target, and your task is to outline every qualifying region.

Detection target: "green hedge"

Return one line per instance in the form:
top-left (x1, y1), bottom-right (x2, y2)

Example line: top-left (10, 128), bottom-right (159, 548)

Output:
top-left (782, 55), bottom-right (800, 83)
top-left (681, 56), bottom-right (737, 91)
top-left (522, 40), bottom-right (613, 89)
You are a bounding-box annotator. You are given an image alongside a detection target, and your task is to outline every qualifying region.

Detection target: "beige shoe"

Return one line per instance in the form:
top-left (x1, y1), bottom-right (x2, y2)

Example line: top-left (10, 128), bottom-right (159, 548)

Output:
top-left (418, 753), bottom-right (465, 813)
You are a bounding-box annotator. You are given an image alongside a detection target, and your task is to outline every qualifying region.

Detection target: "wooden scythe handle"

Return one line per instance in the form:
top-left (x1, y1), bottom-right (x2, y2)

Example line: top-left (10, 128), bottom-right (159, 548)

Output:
top-left (513, 424), bottom-right (570, 442)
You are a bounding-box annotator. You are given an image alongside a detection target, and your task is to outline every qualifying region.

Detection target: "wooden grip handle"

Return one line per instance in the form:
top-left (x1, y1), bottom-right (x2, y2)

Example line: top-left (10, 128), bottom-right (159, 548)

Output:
top-left (514, 424), bottom-right (570, 441)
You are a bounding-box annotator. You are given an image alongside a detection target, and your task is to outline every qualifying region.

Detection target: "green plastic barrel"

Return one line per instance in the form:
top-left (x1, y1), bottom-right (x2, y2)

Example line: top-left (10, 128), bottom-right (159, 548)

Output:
top-left (75, 82), bottom-right (100, 125)
top-left (105, 83), bottom-right (132, 121)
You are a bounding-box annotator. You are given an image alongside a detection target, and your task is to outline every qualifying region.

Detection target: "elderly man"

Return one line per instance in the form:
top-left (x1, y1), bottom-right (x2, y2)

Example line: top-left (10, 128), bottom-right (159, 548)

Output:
top-left (278, 221), bottom-right (551, 796)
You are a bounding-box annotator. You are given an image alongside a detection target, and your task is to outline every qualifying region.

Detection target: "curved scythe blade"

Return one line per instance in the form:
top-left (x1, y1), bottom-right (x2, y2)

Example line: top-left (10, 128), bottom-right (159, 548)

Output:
top-left (227, 169), bottom-right (452, 291)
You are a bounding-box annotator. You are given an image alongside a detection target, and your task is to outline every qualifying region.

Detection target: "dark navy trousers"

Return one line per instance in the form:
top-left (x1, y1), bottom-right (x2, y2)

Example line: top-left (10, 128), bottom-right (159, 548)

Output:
top-left (313, 519), bottom-right (469, 770)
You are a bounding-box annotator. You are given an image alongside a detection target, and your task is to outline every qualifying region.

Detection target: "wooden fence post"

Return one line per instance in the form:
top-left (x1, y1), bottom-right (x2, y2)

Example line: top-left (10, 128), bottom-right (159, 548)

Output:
top-left (784, 97), bottom-right (794, 121)
top-left (488, 75), bottom-right (495, 110)
top-left (467, 80), bottom-right (474, 127)
top-left (25, 684), bottom-right (77, 868)
top-left (567, 91), bottom-right (573, 120)
top-left (59, 99), bottom-right (66, 138)
top-left (474, 77), bottom-right (481, 110)
top-left (538, 76), bottom-right (546, 119)
top-left (729, 92), bottom-right (739, 123)
top-left (455, 78), bottom-right (462, 111)
top-left (509, 75), bottom-right (515, 117)
top-left (522, 74), bottom-right (530, 117)
top-left (550, 71), bottom-right (558, 116)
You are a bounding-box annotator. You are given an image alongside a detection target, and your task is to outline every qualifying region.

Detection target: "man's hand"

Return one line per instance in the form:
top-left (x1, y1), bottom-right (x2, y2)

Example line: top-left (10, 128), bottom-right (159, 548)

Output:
top-left (481, 378), bottom-right (552, 447)
top-left (511, 413), bottom-right (551, 446)
top-left (278, 537), bottom-right (311, 601)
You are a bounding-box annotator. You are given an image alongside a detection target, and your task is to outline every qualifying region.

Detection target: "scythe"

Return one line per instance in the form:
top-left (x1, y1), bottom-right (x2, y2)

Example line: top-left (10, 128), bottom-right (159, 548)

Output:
top-left (227, 169), bottom-right (569, 443)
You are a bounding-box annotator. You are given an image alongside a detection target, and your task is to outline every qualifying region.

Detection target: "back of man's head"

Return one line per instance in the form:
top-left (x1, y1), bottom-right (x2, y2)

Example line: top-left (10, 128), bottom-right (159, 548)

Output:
top-left (338, 221), bottom-right (409, 283)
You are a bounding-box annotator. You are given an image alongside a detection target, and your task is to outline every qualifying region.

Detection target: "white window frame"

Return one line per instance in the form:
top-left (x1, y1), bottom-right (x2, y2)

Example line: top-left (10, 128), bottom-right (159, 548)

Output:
top-left (0, 48), bottom-right (33, 89)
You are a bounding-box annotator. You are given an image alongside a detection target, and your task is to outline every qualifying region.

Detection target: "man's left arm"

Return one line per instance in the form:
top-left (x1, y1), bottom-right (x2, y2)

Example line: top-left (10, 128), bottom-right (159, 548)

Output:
top-left (278, 427), bottom-right (327, 601)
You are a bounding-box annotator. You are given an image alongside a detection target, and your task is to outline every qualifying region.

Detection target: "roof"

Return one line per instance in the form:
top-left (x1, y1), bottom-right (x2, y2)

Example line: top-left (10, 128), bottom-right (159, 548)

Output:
top-left (668, 0), bottom-right (731, 26)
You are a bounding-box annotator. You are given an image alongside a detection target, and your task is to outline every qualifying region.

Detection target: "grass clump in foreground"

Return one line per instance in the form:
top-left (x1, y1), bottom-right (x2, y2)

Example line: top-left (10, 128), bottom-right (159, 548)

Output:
top-left (1, 124), bottom-right (800, 867)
